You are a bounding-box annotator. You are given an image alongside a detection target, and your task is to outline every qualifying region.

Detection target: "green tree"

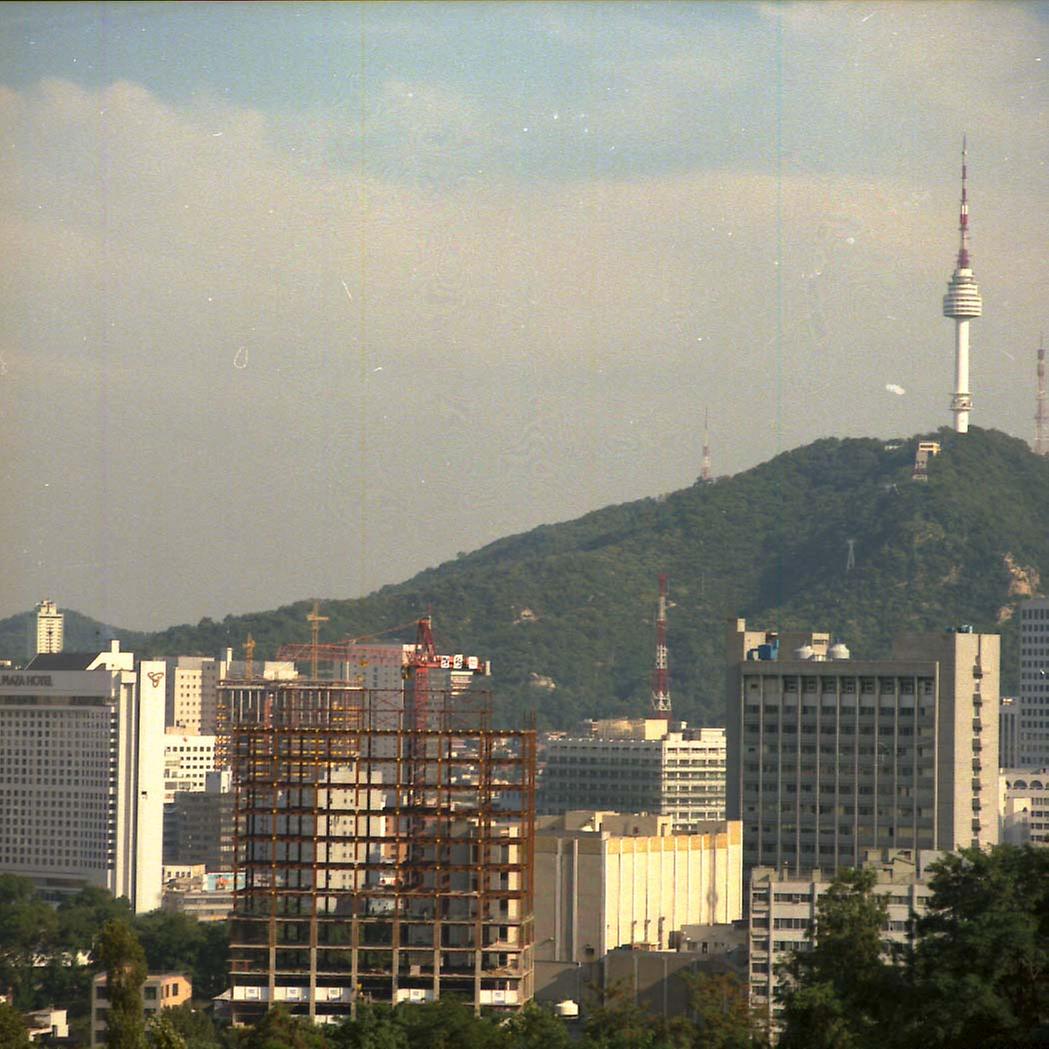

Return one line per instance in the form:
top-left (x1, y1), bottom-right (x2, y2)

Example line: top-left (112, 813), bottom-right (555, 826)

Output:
top-left (0, 1003), bottom-right (31, 1049)
top-left (328, 1004), bottom-right (407, 1049)
top-left (146, 1016), bottom-right (188, 1049)
top-left (162, 1003), bottom-right (221, 1049)
top-left (0, 875), bottom-right (58, 1008)
top-left (57, 887), bottom-right (132, 954)
top-left (684, 971), bottom-right (767, 1049)
top-left (235, 1008), bottom-right (330, 1049)
top-left (501, 1001), bottom-right (571, 1049)
top-left (393, 997), bottom-right (506, 1049)
top-left (96, 920), bottom-right (148, 1049)
top-left (909, 845), bottom-right (1049, 1048)
top-left (776, 868), bottom-right (901, 1049)
top-left (580, 982), bottom-right (688, 1049)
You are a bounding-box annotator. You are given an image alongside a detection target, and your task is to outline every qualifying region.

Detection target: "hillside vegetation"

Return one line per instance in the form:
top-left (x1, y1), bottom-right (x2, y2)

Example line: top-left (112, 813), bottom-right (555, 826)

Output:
top-left (4, 428), bottom-right (1046, 729)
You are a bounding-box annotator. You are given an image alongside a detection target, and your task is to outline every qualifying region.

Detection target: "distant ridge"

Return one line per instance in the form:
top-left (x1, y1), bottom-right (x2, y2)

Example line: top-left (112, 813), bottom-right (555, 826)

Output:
top-left (5, 428), bottom-right (1045, 729)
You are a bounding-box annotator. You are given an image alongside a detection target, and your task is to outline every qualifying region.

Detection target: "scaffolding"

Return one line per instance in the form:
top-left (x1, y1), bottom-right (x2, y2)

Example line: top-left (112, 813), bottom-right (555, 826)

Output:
top-left (222, 678), bottom-right (536, 1023)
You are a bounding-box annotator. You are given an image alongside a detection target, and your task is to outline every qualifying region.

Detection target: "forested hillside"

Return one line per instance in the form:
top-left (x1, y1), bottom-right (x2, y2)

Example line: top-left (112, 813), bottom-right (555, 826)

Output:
top-left (4, 428), bottom-right (1046, 729)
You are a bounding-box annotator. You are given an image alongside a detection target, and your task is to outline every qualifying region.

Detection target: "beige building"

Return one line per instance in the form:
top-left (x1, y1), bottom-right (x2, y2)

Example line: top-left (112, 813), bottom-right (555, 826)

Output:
top-left (541, 719), bottom-right (726, 831)
top-left (91, 973), bottom-right (192, 1046)
top-left (1000, 768), bottom-right (1049, 845)
top-left (35, 600), bottom-right (64, 655)
top-left (534, 811), bottom-right (742, 998)
top-left (748, 848), bottom-right (941, 1031)
top-left (726, 621), bottom-right (998, 876)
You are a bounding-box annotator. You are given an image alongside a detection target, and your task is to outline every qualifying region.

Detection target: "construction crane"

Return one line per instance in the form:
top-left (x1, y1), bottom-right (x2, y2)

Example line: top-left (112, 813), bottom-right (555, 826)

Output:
top-left (306, 601), bottom-right (330, 680)
top-left (651, 574), bottom-right (672, 718)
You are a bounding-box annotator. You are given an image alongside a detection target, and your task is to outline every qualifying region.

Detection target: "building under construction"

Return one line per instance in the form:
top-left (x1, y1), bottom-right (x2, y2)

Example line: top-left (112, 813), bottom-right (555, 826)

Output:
top-left (220, 619), bottom-right (536, 1024)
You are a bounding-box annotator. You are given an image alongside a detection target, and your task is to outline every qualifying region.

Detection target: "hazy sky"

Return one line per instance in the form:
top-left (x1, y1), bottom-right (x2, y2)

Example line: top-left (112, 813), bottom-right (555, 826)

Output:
top-left (2, 2), bottom-right (1047, 630)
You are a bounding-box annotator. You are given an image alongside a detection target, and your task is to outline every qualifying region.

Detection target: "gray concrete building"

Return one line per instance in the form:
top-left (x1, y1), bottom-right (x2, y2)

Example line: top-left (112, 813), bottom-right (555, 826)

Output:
top-left (999, 767), bottom-right (1049, 846)
top-left (726, 620), bottom-right (998, 876)
top-left (1018, 598), bottom-right (1049, 767)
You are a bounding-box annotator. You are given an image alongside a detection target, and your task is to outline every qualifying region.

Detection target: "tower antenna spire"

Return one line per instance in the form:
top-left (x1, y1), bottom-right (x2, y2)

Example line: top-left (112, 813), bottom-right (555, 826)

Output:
top-left (942, 135), bottom-right (983, 433)
top-left (701, 408), bottom-right (712, 484)
top-left (1036, 333), bottom-right (1048, 456)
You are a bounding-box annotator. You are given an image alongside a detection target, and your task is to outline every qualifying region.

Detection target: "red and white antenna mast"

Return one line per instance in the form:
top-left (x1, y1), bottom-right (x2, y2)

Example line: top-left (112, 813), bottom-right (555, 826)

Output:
top-left (700, 408), bottom-right (712, 484)
top-left (651, 574), bottom-right (671, 718)
top-left (1036, 334), bottom-right (1048, 456)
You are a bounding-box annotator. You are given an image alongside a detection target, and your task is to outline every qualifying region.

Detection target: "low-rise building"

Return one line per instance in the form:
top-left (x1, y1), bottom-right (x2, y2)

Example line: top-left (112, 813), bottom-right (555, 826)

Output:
top-left (25, 1006), bottom-right (68, 1041)
top-left (534, 811), bottom-right (742, 1001)
top-left (1000, 768), bottom-right (1049, 845)
top-left (748, 848), bottom-right (942, 1031)
top-left (91, 973), bottom-right (192, 1047)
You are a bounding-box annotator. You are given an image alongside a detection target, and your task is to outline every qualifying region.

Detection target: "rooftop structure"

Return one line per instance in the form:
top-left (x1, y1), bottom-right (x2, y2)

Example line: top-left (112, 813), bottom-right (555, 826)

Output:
top-left (942, 137), bottom-right (983, 433)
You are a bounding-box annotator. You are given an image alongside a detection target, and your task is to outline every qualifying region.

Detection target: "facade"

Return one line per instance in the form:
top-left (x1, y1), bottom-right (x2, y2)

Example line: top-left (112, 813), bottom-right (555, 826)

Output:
top-left (999, 696), bottom-right (1020, 769)
top-left (91, 973), bottom-right (192, 1047)
top-left (540, 719), bottom-right (726, 832)
top-left (25, 1007), bottom-right (69, 1041)
top-left (162, 866), bottom-right (240, 922)
top-left (0, 643), bottom-right (165, 911)
top-left (35, 599), bottom-right (64, 655)
top-left (1000, 768), bottom-right (1049, 846)
top-left (163, 734), bottom-right (218, 801)
top-left (748, 848), bottom-right (941, 1030)
top-left (167, 657), bottom-right (221, 734)
top-left (533, 811), bottom-right (742, 993)
top-left (163, 771), bottom-right (235, 870)
top-left (223, 668), bottom-right (535, 1023)
top-left (726, 620), bottom-right (998, 877)
top-left (1018, 598), bottom-right (1049, 767)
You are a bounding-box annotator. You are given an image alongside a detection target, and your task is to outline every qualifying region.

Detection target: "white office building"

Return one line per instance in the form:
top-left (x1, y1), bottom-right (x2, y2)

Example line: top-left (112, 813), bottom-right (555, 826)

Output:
top-left (0, 642), bottom-right (166, 911)
top-left (163, 734), bottom-right (218, 802)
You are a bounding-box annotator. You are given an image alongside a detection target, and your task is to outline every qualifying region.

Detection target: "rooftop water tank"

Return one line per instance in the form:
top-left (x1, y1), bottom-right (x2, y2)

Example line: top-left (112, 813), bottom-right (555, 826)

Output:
top-left (828, 641), bottom-right (851, 660)
top-left (794, 644), bottom-right (814, 660)
top-left (556, 1001), bottom-right (580, 1019)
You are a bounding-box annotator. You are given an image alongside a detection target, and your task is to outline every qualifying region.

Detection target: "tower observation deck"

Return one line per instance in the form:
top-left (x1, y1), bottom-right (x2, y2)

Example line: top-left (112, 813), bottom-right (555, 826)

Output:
top-left (942, 137), bottom-right (983, 433)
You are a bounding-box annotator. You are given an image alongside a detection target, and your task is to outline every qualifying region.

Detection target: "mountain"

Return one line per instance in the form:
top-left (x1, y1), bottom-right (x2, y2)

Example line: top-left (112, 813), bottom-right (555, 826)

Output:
top-left (0, 608), bottom-right (145, 664)
top-left (7, 428), bottom-right (1047, 728)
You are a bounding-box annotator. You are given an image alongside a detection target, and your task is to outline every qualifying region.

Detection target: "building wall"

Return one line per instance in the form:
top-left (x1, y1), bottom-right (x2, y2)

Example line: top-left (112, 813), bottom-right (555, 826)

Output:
top-left (1000, 767), bottom-right (1049, 846)
top-left (35, 600), bottom-right (63, 655)
top-left (541, 721), bottom-right (726, 831)
top-left (1000, 697), bottom-right (1020, 769)
top-left (534, 814), bottom-right (742, 972)
top-left (1019, 599), bottom-right (1049, 767)
top-left (91, 973), bottom-right (192, 1047)
top-left (163, 735), bottom-right (218, 801)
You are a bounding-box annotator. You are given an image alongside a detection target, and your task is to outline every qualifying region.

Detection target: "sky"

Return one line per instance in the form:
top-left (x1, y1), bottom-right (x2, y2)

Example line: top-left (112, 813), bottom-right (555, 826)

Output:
top-left (1, 1), bottom-right (1047, 631)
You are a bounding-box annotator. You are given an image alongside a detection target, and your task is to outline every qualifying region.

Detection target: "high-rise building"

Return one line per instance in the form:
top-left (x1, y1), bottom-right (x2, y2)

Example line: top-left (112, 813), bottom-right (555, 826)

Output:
top-left (748, 848), bottom-right (942, 1031)
top-left (539, 719), bottom-right (726, 832)
top-left (0, 642), bottom-right (166, 911)
top-left (35, 599), bottom-right (64, 655)
top-left (726, 620), bottom-right (998, 877)
top-left (942, 137), bottom-right (983, 433)
top-left (163, 770), bottom-right (235, 871)
top-left (1018, 598), bottom-right (1049, 767)
top-left (163, 734), bottom-right (218, 801)
top-left (221, 645), bottom-right (535, 1023)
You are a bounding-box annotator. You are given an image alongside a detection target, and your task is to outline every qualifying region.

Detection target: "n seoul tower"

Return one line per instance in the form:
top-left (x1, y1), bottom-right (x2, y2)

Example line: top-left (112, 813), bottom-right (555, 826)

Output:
top-left (942, 137), bottom-right (983, 433)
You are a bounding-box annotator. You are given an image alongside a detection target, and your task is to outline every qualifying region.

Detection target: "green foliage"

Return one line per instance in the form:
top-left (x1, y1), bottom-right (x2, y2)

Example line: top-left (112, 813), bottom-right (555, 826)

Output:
top-left (0, 1003), bottom-right (31, 1049)
top-left (910, 845), bottom-right (1049, 1048)
top-left (58, 887), bottom-right (133, 954)
top-left (0, 875), bottom-right (58, 1009)
top-left (775, 847), bottom-right (1049, 1049)
top-left (157, 1004), bottom-right (220, 1049)
top-left (95, 919), bottom-right (148, 1049)
top-left (231, 1008), bottom-right (331, 1049)
top-left (31, 427), bottom-right (1038, 730)
top-left (499, 1001), bottom-right (571, 1049)
top-left (684, 971), bottom-right (767, 1049)
top-left (132, 913), bottom-right (229, 1000)
top-left (579, 982), bottom-right (688, 1048)
top-left (146, 1015), bottom-right (188, 1049)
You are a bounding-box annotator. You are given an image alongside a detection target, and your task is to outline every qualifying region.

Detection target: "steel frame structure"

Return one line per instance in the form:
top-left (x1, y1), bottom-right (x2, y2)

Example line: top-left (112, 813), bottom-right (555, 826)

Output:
top-left (221, 680), bottom-right (535, 1024)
